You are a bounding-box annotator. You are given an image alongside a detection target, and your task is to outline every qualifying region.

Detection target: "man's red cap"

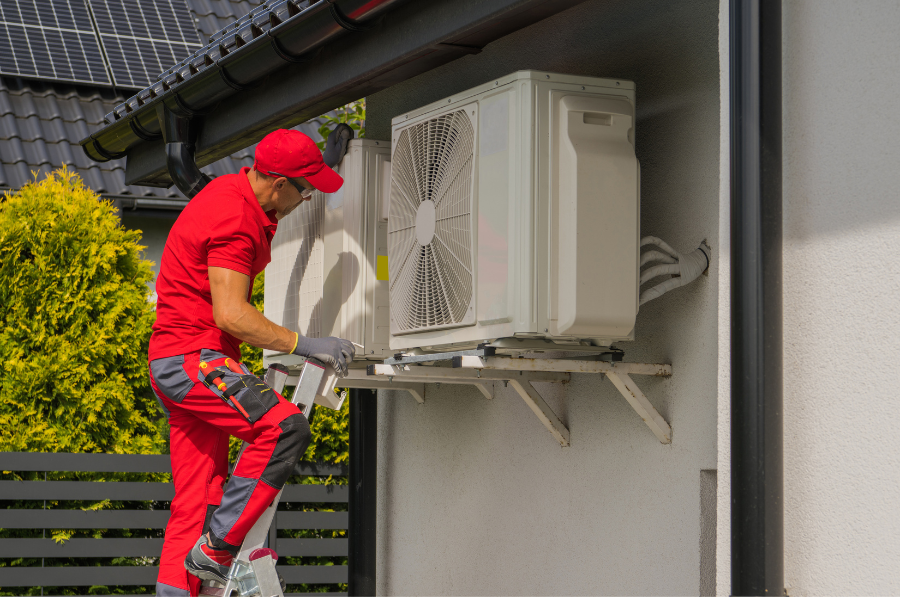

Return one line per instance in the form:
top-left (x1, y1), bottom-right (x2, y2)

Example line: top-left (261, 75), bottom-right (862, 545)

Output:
top-left (254, 129), bottom-right (343, 193)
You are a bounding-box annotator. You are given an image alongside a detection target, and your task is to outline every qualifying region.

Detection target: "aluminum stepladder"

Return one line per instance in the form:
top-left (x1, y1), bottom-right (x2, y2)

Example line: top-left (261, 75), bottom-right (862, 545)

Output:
top-left (199, 358), bottom-right (334, 597)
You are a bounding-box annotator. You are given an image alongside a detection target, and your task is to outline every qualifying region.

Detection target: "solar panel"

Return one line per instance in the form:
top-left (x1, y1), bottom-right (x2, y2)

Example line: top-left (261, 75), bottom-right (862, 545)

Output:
top-left (86, 0), bottom-right (203, 89)
top-left (0, 0), bottom-right (111, 85)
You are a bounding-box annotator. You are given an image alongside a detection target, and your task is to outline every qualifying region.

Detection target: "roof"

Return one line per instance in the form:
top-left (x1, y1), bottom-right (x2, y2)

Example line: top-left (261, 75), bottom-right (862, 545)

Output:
top-left (0, 0), bottom-right (322, 204)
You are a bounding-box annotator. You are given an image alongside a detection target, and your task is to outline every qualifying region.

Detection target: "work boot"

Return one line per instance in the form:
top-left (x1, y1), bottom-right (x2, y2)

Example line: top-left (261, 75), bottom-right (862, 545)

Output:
top-left (184, 534), bottom-right (233, 584)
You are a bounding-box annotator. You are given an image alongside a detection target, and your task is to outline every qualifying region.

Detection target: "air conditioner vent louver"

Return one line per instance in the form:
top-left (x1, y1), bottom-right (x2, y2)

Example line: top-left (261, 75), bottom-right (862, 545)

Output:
top-left (389, 108), bottom-right (475, 332)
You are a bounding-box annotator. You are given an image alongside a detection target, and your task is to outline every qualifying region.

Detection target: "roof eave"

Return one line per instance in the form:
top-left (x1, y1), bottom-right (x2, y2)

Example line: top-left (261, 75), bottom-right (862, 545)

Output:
top-left (90, 0), bottom-right (590, 188)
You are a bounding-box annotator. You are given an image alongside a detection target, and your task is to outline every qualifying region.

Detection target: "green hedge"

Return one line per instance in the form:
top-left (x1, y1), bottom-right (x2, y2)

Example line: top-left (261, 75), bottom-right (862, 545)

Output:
top-left (0, 168), bottom-right (164, 455)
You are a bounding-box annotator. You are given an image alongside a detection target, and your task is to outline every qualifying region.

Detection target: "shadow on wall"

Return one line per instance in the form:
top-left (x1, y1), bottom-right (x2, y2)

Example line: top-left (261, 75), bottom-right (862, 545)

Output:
top-left (782, 0), bottom-right (900, 238)
top-left (283, 246), bottom-right (360, 338)
top-left (282, 213), bottom-right (321, 335)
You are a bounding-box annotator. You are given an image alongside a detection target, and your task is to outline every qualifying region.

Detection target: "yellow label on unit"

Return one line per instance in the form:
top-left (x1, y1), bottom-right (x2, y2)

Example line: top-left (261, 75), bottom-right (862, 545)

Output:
top-left (376, 255), bottom-right (389, 281)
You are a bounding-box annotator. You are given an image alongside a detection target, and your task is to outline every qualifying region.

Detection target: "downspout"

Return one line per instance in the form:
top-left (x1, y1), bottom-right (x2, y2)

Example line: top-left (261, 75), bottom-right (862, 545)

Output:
top-left (157, 104), bottom-right (353, 199)
top-left (156, 101), bottom-right (211, 199)
top-left (729, 0), bottom-right (783, 595)
top-left (348, 388), bottom-right (377, 596)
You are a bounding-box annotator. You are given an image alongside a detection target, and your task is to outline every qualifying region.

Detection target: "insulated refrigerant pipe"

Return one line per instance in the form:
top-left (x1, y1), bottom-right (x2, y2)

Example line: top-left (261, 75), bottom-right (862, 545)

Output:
top-left (729, 0), bottom-right (783, 595)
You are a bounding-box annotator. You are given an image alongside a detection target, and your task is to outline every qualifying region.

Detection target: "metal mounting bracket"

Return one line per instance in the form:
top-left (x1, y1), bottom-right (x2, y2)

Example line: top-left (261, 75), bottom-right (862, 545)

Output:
top-left (337, 351), bottom-right (672, 447)
top-left (456, 356), bottom-right (672, 444)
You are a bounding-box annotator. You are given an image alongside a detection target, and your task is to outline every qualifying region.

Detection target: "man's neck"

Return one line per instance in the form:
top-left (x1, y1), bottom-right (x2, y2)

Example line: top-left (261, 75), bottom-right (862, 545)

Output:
top-left (248, 168), bottom-right (276, 212)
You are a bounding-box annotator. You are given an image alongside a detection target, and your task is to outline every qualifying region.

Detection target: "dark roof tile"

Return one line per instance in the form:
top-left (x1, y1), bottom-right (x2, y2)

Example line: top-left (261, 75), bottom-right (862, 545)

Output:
top-left (0, 113), bottom-right (17, 137)
top-left (191, 0), bottom-right (261, 40)
top-left (16, 116), bottom-right (47, 143)
top-left (0, 135), bottom-right (27, 165)
top-left (40, 118), bottom-right (70, 144)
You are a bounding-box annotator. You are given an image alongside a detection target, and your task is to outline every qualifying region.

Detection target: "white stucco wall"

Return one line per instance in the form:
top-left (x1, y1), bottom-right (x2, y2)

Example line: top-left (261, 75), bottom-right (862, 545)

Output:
top-left (368, 0), bottom-right (721, 594)
top-left (122, 214), bottom-right (177, 299)
top-left (780, 1), bottom-right (900, 595)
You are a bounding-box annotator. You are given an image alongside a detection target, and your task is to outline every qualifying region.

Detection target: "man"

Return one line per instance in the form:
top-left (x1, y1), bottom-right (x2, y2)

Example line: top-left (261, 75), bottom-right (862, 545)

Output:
top-left (148, 129), bottom-right (355, 596)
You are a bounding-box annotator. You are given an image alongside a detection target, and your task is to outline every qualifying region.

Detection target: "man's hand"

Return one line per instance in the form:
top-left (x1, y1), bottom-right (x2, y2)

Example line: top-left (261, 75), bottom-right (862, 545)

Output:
top-left (293, 336), bottom-right (356, 377)
top-left (209, 267), bottom-right (296, 353)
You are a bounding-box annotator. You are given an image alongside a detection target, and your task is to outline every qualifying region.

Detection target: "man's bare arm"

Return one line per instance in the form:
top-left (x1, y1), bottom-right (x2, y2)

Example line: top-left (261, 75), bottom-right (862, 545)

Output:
top-left (209, 266), bottom-right (295, 353)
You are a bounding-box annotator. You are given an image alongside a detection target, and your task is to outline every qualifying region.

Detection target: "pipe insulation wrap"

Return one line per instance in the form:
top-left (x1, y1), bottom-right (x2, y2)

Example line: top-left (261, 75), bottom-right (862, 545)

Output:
top-left (640, 250), bottom-right (677, 267)
top-left (638, 238), bottom-right (710, 306)
top-left (640, 263), bottom-right (681, 285)
top-left (640, 235), bottom-right (679, 258)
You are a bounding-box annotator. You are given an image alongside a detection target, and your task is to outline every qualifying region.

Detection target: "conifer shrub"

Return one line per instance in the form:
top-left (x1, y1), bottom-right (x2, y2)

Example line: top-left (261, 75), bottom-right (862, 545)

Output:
top-left (0, 168), bottom-right (165, 453)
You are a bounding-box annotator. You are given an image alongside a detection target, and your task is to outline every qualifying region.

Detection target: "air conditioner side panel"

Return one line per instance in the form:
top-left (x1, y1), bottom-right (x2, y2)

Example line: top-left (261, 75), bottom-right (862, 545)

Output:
top-left (366, 146), bottom-right (393, 358)
top-left (556, 95), bottom-right (639, 336)
top-left (338, 145), bottom-right (365, 346)
top-left (476, 89), bottom-right (514, 326)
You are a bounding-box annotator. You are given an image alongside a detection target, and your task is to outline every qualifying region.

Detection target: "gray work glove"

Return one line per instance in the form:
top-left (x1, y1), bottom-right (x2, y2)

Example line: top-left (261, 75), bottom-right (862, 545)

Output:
top-left (292, 335), bottom-right (356, 377)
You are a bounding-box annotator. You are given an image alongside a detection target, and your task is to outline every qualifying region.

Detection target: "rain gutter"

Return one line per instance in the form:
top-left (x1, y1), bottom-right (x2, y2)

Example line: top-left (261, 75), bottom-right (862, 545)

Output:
top-left (79, 0), bottom-right (589, 188)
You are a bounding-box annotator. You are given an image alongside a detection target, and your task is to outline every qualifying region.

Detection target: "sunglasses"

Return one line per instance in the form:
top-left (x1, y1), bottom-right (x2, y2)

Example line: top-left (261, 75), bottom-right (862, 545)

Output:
top-left (265, 170), bottom-right (314, 198)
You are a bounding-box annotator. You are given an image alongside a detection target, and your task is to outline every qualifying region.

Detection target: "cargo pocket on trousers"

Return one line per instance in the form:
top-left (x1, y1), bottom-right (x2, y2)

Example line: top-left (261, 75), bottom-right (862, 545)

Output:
top-left (223, 375), bottom-right (282, 424)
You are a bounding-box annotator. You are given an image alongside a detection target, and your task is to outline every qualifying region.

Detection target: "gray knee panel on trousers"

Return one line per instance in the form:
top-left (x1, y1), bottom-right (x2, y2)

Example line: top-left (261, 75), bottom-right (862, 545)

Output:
top-left (261, 413), bottom-right (311, 488)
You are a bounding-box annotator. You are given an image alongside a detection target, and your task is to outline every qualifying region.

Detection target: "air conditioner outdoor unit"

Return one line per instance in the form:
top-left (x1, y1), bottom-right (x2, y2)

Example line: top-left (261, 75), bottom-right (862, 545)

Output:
top-left (387, 70), bottom-right (640, 352)
top-left (263, 139), bottom-right (392, 370)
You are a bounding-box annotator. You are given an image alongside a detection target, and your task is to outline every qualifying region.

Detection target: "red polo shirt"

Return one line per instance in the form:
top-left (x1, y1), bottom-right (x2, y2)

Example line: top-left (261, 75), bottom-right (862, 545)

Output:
top-left (149, 167), bottom-right (278, 362)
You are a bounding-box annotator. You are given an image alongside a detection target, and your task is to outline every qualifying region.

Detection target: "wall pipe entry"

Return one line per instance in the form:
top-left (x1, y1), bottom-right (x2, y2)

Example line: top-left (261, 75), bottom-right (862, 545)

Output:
top-left (729, 0), bottom-right (784, 595)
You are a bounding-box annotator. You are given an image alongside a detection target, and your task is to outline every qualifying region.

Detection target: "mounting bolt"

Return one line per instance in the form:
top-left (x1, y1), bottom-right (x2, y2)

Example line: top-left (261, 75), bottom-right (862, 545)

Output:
top-left (388, 376), bottom-right (393, 383)
top-left (477, 369), bottom-right (482, 378)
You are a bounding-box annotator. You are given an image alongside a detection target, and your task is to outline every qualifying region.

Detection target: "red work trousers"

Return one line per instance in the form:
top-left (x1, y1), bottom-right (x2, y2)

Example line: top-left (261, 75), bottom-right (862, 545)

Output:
top-left (149, 349), bottom-right (308, 596)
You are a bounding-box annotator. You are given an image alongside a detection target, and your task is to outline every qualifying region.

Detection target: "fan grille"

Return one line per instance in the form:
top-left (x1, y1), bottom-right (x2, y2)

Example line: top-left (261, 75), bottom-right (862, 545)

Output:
top-left (389, 109), bottom-right (475, 332)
